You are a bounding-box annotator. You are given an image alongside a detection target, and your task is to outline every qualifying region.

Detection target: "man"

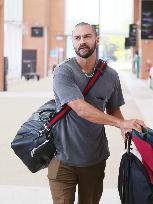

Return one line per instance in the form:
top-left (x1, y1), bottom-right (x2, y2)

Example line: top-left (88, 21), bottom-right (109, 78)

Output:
top-left (48, 22), bottom-right (146, 204)
top-left (149, 65), bottom-right (153, 89)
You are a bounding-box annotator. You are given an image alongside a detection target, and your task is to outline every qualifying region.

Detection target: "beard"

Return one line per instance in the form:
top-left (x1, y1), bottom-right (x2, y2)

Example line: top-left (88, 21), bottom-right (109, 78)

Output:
top-left (74, 41), bottom-right (97, 59)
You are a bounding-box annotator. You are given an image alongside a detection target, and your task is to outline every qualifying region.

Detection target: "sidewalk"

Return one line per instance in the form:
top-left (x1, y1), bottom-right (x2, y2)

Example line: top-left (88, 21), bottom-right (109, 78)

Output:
top-left (0, 185), bottom-right (119, 204)
top-left (120, 70), bottom-right (153, 128)
top-left (0, 67), bottom-right (153, 204)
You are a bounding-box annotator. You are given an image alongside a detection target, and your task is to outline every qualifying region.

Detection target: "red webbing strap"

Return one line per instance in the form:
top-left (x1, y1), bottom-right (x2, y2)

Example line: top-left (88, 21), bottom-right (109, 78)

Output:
top-left (47, 60), bottom-right (107, 128)
top-left (48, 105), bottom-right (71, 126)
top-left (82, 60), bottom-right (107, 96)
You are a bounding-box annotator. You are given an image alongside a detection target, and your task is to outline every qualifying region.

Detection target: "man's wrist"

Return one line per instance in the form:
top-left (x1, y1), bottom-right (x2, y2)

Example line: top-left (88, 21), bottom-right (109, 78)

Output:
top-left (112, 118), bottom-right (124, 129)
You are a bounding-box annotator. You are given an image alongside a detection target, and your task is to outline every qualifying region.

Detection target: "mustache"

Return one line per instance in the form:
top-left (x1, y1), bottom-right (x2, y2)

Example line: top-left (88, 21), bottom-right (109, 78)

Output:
top-left (78, 44), bottom-right (90, 50)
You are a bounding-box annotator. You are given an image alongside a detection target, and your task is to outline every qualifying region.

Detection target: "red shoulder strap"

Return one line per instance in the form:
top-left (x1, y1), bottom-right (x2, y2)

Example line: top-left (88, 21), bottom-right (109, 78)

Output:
top-left (47, 60), bottom-right (107, 127)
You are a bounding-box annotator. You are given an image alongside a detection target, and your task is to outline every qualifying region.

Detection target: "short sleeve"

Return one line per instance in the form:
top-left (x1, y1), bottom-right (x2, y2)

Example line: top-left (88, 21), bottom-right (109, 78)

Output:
top-left (106, 73), bottom-right (125, 110)
top-left (53, 72), bottom-right (84, 107)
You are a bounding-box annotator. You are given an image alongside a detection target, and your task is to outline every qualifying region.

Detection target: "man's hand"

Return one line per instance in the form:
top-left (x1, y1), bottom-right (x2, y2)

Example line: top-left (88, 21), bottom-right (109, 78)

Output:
top-left (118, 119), bottom-right (147, 140)
top-left (107, 108), bottom-right (147, 140)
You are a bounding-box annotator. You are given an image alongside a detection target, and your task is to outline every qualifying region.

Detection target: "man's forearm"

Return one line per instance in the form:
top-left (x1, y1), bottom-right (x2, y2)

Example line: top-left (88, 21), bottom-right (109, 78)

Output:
top-left (68, 99), bottom-right (123, 128)
top-left (68, 99), bottom-right (146, 137)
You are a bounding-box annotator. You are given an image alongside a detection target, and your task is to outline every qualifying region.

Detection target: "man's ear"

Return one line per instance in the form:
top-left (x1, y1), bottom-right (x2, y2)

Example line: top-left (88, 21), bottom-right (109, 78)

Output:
top-left (96, 36), bottom-right (100, 45)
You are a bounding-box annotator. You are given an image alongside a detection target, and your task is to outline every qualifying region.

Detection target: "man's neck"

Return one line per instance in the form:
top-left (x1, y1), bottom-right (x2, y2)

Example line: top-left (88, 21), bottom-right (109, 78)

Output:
top-left (75, 54), bottom-right (97, 73)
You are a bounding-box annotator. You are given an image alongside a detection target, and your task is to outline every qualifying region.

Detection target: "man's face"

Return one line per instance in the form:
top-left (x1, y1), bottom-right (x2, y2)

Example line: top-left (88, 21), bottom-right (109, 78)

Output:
top-left (72, 25), bottom-right (99, 59)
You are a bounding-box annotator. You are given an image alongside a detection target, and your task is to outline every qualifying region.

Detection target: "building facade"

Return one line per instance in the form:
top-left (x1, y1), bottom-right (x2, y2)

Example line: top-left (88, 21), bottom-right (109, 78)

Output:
top-left (133, 0), bottom-right (153, 79)
top-left (1, 0), bottom-right (153, 91)
top-left (3, 0), bottom-right (65, 83)
top-left (0, 0), bottom-right (66, 90)
top-left (22, 0), bottom-right (66, 78)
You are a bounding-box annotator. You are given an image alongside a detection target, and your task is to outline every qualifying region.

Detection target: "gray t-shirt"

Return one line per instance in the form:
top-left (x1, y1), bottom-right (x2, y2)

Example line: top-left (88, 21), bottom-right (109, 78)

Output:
top-left (53, 57), bottom-right (125, 167)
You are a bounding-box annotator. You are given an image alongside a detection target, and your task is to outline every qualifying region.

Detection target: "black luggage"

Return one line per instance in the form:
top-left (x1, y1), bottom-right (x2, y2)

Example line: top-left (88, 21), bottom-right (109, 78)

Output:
top-left (118, 130), bottom-right (153, 204)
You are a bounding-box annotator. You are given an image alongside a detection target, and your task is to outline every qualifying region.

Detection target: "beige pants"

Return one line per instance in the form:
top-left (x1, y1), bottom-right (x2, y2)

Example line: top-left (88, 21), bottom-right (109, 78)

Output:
top-left (47, 159), bottom-right (106, 204)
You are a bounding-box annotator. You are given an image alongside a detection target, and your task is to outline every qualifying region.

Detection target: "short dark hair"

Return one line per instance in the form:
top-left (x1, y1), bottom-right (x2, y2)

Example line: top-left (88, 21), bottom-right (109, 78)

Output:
top-left (73, 22), bottom-right (98, 36)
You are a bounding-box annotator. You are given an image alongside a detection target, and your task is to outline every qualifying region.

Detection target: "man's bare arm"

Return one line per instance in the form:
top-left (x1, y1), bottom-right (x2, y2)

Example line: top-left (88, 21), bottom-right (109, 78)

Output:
top-left (68, 99), bottom-right (123, 128)
top-left (68, 98), bottom-right (146, 135)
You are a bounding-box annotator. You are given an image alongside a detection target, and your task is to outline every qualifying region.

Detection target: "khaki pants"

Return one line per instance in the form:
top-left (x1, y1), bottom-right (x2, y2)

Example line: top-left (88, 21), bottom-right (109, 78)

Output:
top-left (47, 159), bottom-right (106, 204)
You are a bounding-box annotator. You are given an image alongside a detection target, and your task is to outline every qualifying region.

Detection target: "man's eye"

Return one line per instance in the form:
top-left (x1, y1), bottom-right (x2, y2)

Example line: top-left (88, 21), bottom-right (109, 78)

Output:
top-left (75, 36), bottom-right (80, 40)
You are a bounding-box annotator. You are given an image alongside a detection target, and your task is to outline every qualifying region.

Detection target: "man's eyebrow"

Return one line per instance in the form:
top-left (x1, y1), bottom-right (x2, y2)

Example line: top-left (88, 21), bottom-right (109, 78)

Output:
top-left (73, 33), bottom-right (92, 37)
top-left (73, 35), bottom-right (80, 38)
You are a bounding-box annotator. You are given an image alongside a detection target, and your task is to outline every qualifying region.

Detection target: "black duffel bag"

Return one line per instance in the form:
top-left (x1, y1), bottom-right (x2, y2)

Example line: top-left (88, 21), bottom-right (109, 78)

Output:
top-left (11, 100), bottom-right (57, 173)
top-left (11, 99), bottom-right (72, 173)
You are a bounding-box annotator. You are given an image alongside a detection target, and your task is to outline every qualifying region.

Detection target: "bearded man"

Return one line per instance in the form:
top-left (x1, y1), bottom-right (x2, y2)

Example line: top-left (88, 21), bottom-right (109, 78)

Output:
top-left (48, 22), bottom-right (146, 204)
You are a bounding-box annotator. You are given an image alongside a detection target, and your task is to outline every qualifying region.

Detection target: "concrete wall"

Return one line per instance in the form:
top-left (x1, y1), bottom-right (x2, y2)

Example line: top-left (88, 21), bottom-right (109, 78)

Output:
top-left (4, 0), bottom-right (23, 79)
top-left (4, 24), bottom-right (23, 78)
top-left (0, 0), bottom-right (4, 91)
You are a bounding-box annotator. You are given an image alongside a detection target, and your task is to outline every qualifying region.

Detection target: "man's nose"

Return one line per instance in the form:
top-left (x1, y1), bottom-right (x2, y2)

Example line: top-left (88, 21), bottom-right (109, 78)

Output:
top-left (80, 37), bottom-right (86, 44)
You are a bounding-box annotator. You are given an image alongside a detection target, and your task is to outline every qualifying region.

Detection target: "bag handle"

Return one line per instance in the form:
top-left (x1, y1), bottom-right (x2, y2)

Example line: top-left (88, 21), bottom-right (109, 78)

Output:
top-left (47, 59), bottom-right (107, 128)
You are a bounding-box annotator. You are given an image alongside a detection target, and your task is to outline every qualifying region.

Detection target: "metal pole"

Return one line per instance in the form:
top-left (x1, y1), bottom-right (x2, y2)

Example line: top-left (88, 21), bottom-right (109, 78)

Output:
top-left (98, 0), bottom-right (101, 27)
top-left (0, 0), bottom-right (4, 91)
top-left (98, 0), bottom-right (101, 59)
top-left (44, 26), bottom-right (48, 77)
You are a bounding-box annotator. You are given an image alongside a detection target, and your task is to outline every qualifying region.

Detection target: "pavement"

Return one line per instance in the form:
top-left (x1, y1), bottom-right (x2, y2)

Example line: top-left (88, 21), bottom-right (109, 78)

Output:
top-left (0, 63), bottom-right (153, 204)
